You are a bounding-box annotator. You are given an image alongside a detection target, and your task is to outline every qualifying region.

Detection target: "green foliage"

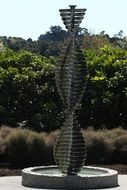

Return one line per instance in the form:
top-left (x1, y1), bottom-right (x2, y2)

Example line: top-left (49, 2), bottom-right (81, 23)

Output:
top-left (1, 28), bottom-right (127, 57)
top-left (80, 45), bottom-right (127, 129)
top-left (0, 49), bottom-right (63, 131)
top-left (38, 26), bottom-right (67, 42)
top-left (0, 26), bottom-right (68, 57)
top-left (0, 45), bottom-right (127, 131)
top-left (0, 44), bottom-right (127, 131)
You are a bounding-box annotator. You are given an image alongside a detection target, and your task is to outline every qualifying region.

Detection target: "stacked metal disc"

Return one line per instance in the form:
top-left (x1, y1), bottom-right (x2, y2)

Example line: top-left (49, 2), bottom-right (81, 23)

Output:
top-left (54, 5), bottom-right (88, 175)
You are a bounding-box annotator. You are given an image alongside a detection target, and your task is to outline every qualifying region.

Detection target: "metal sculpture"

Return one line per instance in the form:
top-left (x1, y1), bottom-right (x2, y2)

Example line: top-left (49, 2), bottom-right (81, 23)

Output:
top-left (54, 5), bottom-right (88, 176)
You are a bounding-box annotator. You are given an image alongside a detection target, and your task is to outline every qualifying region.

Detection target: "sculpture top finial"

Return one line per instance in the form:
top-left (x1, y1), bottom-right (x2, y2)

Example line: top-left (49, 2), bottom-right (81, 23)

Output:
top-left (59, 5), bottom-right (86, 32)
top-left (69, 5), bottom-right (76, 10)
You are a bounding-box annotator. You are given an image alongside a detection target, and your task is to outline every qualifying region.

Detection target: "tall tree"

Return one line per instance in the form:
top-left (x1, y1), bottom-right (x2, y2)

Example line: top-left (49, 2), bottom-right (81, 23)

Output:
top-left (38, 25), bottom-right (67, 42)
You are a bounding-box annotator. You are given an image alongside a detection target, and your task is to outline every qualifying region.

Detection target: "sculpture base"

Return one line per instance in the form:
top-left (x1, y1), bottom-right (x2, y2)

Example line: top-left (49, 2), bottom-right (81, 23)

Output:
top-left (22, 166), bottom-right (118, 189)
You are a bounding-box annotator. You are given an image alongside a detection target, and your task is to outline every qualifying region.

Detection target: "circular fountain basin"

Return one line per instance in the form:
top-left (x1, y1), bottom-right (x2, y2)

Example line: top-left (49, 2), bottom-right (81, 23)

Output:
top-left (22, 165), bottom-right (118, 189)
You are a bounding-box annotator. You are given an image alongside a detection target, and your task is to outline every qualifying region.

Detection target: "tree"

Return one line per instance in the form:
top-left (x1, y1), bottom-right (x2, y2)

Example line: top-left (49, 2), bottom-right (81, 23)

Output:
top-left (109, 30), bottom-right (127, 49)
top-left (37, 26), bottom-right (68, 57)
top-left (0, 49), bottom-right (63, 131)
top-left (6, 37), bottom-right (26, 51)
top-left (82, 32), bottom-right (110, 50)
top-left (80, 45), bottom-right (127, 129)
top-left (38, 26), bottom-right (67, 42)
top-left (0, 41), bottom-right (5, 52)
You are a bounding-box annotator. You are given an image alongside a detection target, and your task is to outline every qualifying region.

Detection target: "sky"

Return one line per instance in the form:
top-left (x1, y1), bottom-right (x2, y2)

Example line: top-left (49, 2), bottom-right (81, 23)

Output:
top-left (0, 0), bottom-right (127, 40)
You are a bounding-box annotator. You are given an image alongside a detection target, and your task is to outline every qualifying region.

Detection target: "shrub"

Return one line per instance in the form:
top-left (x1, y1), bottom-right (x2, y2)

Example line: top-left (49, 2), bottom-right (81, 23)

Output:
top-left (0, 125), bottom-right (12, 138)
top-left (40, 130), bottom-right (60, 164)
top-left (6, 128), bottom-right (47, 168)
top-left (0, 49), bottom-right (63, 132)
top-left (1, 126), bottom-right (127, 167)
top-left (84, 129), bottom-right (114, 164)
top-left (0, 46), bottom-right (127, 132)
top-left (113, 135), bottom-right (127, 164)
top-left (25, 132), bottom-right (47, 166)
top-left (6, 129), bottom-right (28, 167)
top-left (0, 125), bottom-right (12, 163)
top-left (81, 45), bottom-right (127, 129)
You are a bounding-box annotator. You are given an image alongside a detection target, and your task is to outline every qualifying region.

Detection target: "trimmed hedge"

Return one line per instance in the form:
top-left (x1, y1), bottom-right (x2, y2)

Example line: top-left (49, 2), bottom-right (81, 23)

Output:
top-left (0, 46), bottom-right (127, 131)
top-left (0, 49), bottom-right (63, 132)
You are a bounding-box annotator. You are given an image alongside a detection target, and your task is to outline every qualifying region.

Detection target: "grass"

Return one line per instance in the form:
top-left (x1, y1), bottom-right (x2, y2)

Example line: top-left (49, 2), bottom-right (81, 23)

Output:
top-left (1, 125), bottom-right (127, 171)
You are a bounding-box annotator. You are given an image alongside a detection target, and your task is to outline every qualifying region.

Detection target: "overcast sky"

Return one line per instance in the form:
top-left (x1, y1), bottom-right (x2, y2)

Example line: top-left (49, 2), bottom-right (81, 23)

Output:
top-left (0, 0), bottom-right (127, 40)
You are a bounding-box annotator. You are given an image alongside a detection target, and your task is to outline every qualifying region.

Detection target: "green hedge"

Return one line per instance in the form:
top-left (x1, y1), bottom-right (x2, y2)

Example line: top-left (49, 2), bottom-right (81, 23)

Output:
top-left (0, 46), bottom-right (127, 131)
top-left (80, 45), bottom-right (127, 129)
top-left (0, 49), bottom-right (63, 131)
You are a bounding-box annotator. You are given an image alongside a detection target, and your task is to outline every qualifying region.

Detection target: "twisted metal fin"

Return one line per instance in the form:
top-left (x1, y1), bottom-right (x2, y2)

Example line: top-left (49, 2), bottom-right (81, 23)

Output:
top-left (54, 113), bottom-right (87, 175)
top-left (55, 36), bottom-right (88, 111)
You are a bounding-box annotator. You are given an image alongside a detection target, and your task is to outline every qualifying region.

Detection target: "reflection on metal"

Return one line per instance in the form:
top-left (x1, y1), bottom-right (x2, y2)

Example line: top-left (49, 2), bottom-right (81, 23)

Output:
top-left (54, 5), bottom-right (88, 176)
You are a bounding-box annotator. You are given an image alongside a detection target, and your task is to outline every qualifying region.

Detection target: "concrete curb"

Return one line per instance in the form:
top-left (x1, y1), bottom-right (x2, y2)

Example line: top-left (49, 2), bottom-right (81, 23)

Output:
top-left (22, 166), bottom-right (118, 189)
top-left (0, 175), bottom-right (127, 190)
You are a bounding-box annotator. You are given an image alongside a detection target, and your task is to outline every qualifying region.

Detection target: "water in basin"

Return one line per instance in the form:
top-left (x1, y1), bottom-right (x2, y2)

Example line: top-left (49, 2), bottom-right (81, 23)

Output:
top-left (32, 167), bottom-right (108, 177)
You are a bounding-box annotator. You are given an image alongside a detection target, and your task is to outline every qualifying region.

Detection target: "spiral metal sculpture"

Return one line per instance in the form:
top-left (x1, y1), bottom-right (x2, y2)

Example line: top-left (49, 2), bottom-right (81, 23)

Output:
top-left (54, 5), bottom-right (88, 176)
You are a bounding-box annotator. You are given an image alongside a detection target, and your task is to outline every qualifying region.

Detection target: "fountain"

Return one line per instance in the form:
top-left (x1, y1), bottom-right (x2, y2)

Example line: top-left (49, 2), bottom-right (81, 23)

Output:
top-left (22, 5), bottom-right (118, 189)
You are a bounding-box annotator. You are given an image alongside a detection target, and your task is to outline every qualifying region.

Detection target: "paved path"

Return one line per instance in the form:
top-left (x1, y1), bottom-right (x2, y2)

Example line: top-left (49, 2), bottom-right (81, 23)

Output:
top-left (0, 175), bottom-right (126, 190)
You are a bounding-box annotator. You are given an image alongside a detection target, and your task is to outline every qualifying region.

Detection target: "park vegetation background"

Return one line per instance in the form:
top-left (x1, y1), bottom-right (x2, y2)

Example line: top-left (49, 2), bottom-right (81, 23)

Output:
top-left (0, 26), bottom-right (127, 168)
